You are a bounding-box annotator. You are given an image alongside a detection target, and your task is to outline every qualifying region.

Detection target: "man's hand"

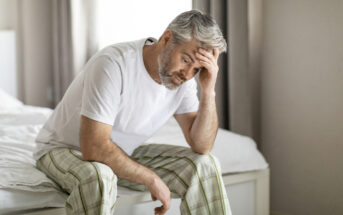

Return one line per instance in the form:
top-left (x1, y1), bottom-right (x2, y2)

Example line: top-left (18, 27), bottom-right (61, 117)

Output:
top-left (195, 48), bottom-right (220, 94)
top-left (148, 176), bottom-right (171, 215)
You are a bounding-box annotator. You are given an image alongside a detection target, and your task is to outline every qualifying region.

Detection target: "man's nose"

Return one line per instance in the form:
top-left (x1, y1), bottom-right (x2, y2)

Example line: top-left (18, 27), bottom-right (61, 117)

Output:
top-left (181, 66), bottom-right (194, 80)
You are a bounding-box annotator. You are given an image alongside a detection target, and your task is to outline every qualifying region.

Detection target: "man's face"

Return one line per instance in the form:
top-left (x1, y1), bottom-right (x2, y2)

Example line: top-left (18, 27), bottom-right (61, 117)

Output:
top-left (158, 39), bottom-right (203, 90)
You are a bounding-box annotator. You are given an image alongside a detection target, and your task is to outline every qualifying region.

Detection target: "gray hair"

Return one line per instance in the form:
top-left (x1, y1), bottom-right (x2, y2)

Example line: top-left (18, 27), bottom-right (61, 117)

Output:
top-left (164, 10), bottom-right (227, 53)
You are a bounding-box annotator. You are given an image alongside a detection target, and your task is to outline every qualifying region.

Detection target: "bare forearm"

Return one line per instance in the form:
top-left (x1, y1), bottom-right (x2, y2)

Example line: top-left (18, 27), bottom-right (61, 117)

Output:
top-left (190, 91), bottom-right (218, 153)
top-left (83, 140), bottom-right (156, 186)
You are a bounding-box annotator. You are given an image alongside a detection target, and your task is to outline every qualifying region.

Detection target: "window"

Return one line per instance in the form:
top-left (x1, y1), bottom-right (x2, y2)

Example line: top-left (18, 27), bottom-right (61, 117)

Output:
top-left (96, 0), bottom-right (192, 49)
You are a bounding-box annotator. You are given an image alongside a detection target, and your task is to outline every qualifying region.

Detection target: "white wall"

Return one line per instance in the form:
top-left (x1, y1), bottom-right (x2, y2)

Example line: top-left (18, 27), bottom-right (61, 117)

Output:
top-left (261, 0), bottom-right (343, 214)
top-left (0, 31), bottom-right (17, 97)
top-left (0, 0), bottom-right (18, 98)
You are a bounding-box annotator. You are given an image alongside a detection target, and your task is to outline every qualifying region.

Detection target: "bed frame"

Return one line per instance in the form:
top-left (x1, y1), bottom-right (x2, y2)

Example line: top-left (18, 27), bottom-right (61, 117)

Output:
top-left (23, 168), bottom-right (269, 215)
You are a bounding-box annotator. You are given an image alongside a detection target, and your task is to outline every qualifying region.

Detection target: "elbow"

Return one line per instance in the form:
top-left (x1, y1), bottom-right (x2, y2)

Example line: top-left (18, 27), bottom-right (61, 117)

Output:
top-left (80, 139), bottom-right (112, 162)
top-left (80, 144), bottom-right (99, 161)
top-left (81, 151), bottom-right (95, 161)
top-left (189, 141), bottom-right (212, 154)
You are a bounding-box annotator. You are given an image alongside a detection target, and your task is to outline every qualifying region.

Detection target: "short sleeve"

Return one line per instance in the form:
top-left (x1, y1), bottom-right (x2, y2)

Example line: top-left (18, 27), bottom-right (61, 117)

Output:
top-left (80, 55), bottom-right (122, 125)
top-left (175, 78), bottom-right (199, 114)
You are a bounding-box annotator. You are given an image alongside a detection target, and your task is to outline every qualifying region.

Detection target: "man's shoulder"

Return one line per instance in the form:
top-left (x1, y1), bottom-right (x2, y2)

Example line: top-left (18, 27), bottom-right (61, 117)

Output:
top-left (85, 38), bottom-right (145, 70)
top-left (100, 38), bottom-right (145, 58)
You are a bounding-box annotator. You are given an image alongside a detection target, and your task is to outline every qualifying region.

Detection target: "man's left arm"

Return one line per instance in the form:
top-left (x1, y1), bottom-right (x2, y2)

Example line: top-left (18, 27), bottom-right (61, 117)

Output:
top-left (175, 48), bottom-right (220, 154)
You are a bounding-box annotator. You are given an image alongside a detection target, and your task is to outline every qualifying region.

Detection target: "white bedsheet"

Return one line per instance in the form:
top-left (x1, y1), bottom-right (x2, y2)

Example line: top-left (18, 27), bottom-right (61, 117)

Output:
top-left (0, 106), bottom-right (60, 192)
top-left (0, 105), bottom-right (67, 213)
top-left (0, 188), bottom-right (67, 214)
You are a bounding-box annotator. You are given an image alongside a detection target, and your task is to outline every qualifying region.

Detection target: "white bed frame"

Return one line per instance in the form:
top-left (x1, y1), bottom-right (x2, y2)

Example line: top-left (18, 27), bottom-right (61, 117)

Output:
top-left (23, 168), bottom-right (269, 215)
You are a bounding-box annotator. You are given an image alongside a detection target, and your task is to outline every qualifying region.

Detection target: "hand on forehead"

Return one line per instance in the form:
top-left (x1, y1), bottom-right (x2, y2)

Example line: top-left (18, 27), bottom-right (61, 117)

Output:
top-left (196, 47), bottom-right (219, 61)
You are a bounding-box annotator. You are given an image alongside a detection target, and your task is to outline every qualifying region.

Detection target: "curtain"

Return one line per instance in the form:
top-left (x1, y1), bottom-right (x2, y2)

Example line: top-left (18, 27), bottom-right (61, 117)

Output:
top-left (51, 0), bottom-right (98, 106)
top-left (193, 0), bottom-right (258, 141)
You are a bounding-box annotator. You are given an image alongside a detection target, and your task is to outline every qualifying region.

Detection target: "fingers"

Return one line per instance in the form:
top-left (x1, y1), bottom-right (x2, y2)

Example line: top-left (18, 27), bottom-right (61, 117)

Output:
top-left (195, 48), bottom-right (220, 71)
top-left (196, 52), bottom-right (211, 65)
top-left (162, 198), bottom-right (170, 211)
top-left (195, 53), bottom-right (212, 72)
top-left (154, 197), bottom-right (170, 215)
top-left (196, 49), bottom-right (219, 73)
top-left (213, 48), bottom-right (220, 60)
top-left (154, 204), bottom-right (169, 215)
top-left (151, 194), bottom-right (157, 201)
top-left (155, 205), bottom-right (168, 215)
top-left (197, 48), bottom-right (219, 62)
top-left (196, 49), bottom-right (213, 63)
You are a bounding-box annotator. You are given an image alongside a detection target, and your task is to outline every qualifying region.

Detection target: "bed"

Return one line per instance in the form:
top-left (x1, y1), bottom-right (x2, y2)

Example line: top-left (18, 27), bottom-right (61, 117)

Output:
top-left (0, 88), bottom-right (269, 215)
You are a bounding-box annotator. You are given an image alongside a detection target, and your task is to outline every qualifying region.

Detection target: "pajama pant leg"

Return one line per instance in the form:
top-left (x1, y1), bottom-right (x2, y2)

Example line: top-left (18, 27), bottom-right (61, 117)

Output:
top-left (118, 144), bottom-right (232, 215)
top-left (36, 148), bottom-right (118, 215)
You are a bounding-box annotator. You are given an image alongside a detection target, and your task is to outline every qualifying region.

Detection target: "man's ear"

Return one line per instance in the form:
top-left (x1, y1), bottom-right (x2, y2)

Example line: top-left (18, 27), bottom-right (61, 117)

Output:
top-left (161, 29), bottom-right (173, 47)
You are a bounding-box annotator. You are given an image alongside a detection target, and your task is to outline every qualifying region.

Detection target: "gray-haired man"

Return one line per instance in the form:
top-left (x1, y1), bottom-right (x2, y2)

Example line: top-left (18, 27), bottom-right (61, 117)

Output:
top-left (35, 10), bottom-right (231, 215)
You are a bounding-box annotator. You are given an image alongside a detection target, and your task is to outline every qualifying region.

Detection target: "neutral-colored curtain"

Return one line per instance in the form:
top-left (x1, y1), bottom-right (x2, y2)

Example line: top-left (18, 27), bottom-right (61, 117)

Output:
top-left (193, 0), bottom-right (257, 141)
top-left (51, 0), bottom-right (98, 106)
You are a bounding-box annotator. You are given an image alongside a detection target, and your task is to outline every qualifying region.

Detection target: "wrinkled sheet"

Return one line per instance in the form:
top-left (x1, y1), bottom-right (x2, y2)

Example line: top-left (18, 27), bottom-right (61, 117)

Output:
top-left (0, 105), bottom-right (62, 192)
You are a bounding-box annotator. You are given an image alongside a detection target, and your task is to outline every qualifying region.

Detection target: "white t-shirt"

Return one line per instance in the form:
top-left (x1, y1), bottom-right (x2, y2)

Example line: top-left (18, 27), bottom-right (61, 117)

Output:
top-left (34, 38), bottom-right (199, 160)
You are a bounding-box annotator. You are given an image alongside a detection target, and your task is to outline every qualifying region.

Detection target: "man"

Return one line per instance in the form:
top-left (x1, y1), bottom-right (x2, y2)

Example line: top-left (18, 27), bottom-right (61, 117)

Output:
top-left (35, 10), bottom-right (231, 215)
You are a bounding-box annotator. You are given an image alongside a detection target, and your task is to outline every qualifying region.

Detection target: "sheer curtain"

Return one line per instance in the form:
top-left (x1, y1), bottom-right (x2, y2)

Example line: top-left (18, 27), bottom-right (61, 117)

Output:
top-left (51, 0), bottom-right (98, 106)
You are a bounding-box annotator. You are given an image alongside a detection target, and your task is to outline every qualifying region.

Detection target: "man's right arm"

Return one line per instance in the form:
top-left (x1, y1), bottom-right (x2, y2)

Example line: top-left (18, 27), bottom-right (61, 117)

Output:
top-left (79, 115), bottom-right (170, 214)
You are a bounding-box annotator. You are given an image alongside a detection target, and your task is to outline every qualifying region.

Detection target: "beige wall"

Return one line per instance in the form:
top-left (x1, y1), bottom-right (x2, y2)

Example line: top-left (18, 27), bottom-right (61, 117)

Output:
top-left (20, 0), bottom-right (54, 107)
top-left (0, 0), bottom-right (53, 107)
top-left (261, 0), bottom-right (343, 214)
top-left (0, 0), bottom-right (15, 29)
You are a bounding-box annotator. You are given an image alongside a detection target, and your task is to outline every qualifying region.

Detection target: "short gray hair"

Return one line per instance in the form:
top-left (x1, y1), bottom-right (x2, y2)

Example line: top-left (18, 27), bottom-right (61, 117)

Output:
top-left (164, 10), bottom-right (227, 53)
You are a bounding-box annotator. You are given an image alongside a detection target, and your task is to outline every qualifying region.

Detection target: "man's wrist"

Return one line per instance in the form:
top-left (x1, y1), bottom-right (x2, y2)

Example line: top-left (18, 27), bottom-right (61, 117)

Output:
top-left (200, 89), bottom-right (216, 100)
top-left (144, 171), bottom-right (159, 187)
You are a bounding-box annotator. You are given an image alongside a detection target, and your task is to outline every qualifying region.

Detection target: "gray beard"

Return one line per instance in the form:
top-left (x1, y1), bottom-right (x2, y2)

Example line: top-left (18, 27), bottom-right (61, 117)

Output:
top-left (157, 46), bottom-right (180, 90)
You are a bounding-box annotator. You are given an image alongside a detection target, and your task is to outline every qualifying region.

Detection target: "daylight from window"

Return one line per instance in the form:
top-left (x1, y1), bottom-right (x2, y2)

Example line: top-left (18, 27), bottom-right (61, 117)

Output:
top-left (96, 0), bottom-right (192, 49)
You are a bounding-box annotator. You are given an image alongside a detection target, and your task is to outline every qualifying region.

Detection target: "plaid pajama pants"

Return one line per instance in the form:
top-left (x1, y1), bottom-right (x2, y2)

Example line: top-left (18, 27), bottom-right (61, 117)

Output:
top-left (36, 144), bottom-right (232, 215)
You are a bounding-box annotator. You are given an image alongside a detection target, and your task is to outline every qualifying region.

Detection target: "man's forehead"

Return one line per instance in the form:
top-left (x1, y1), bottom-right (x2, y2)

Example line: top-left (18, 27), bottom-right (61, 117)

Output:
top-left (179, 39), bottom-right (201, 52)
top-left (180, 40), bottom-right (203, 61)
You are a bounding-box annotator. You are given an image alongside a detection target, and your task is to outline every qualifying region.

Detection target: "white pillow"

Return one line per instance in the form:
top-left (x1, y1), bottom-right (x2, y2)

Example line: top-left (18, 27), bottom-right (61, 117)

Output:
top-left (0, 88), bottom-right (23, 108)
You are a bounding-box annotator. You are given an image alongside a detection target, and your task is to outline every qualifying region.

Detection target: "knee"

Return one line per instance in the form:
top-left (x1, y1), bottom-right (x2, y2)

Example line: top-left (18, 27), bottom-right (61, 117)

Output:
top-left (190, 153), bottom-right (223, 177)
top-left (92, 162), bottom-right (118, 183)
top-left (71, 161), bottom-right (117, 187)
top-left (91, 162), bottom-right (118, 197)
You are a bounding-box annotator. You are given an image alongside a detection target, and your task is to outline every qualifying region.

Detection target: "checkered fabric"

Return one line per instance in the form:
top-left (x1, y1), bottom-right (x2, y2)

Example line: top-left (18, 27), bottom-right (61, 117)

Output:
top-left (36, 144), bottom-right (232, 215)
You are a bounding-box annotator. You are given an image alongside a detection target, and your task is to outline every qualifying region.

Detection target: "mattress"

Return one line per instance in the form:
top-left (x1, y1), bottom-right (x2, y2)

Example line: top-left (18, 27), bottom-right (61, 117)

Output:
top-left (0, 91), bottom-right (268, 213)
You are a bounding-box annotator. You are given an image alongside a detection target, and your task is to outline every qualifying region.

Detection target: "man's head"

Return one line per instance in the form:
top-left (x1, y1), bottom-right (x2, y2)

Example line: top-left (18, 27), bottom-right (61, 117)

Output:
top-left (157, 10), bottom-right (227, 90)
